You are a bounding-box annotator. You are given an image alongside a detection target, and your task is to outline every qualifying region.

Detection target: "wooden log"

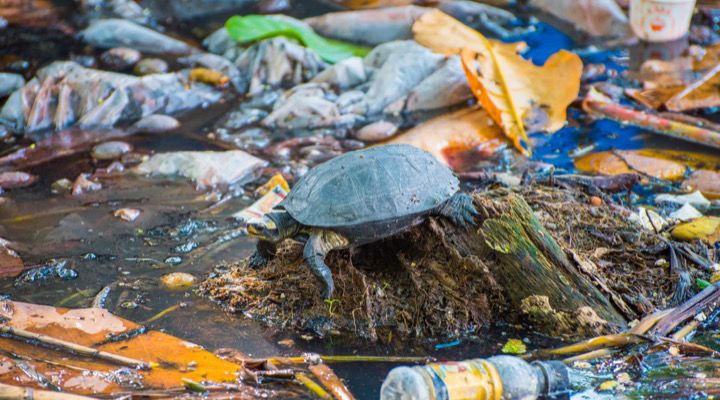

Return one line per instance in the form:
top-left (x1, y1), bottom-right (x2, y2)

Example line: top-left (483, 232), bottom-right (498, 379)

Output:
top-left (478, 194), bottom-right (626, 327)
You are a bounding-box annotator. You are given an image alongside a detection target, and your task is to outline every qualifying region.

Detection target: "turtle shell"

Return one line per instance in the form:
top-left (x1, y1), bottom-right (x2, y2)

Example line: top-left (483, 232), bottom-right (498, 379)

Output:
top-left (281, 144), bottom-right (459, 228)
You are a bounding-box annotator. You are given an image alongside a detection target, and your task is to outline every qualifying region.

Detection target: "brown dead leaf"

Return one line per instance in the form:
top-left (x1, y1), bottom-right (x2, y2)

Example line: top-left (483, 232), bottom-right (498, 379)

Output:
top-left (665, 64), bottom-right (720, 112)
top-left (413, 10), bottom-right (582, 156)
top-left (389, 107), bottom-right (507, 170)
top-left (0, 301), bottom-right (242, 396)
top-left (575, 150), bottom-right (688, 181)
top-left (634, 45), bottom-right (720, 111)
top-left (0, 240), bottom-right (24, 279)
top-left (683, 170), bottom-right (720, 199)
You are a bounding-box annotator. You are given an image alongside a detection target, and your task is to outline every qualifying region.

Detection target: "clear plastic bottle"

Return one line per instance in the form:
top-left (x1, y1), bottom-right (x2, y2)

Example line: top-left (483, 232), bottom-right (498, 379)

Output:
top-left (380, 355), bottom-right (570, 400)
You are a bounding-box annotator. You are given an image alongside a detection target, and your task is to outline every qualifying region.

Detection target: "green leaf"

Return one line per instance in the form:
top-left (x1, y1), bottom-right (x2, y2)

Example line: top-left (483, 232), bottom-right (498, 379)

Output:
top-left (225, 15), bottom-right (370, 64)
top-left (501, 338), bottom-right (527, 355)
top-left (697, 278), bottom-right (711, 289)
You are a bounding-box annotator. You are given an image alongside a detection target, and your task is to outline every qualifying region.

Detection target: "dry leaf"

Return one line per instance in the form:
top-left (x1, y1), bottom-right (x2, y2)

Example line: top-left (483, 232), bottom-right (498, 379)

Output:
top-left (389, 107), bottom-right (507, 169)
top-left (575, 150), bottom-right (688, 181)
top-left (0, 301), bottom-right (242, 395)
top-left (683, 169), bottom-right (720, 199)
top-left (413, 10), bottom-right (582, 156)
top-left (665, 64), bottom-right (720, 112)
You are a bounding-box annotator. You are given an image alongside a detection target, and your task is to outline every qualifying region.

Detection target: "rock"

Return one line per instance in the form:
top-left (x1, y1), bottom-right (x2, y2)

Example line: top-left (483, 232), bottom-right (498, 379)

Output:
top-left (100, 47), bottom-right (142, 71)
top-left (72, 173), bottom-right (102, 196)
top-left (134, 150), bottom-right (266, 189)
top-left (0, 62), bottom-right (219, 134)
top-left (133, 58), bottom-right (168, 75)
top-left (655, 191), bottom-right (711, 209)
top-left (131, 114), bottom-right (180, 133)
top-left (91, 141), bottom-right (133, 160)
top-left (0, 172), bottom-right (38, 189)
top-left (354, 121), bottom-right (398, 142)
top-left (529, 0), bottom-right (631, 38)
top-left (78, 0), bottom-right (155, 27)
top-left (80, 19), bottom-right (195, 55)
top-left (160, 272), bottom-right (196, 290)
top-left (0, 73), bottom-right (25, 98)
top-left (670, 203), bottom-right (703, 222)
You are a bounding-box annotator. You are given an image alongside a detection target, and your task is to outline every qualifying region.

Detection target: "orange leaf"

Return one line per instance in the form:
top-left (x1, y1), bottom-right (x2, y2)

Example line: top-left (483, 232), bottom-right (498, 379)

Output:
top-left (413, 10), bottom-right (582, 156)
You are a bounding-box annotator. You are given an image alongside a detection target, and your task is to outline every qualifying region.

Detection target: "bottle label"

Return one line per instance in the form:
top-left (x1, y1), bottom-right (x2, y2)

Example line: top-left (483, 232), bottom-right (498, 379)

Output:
top-left (423, 361), bottom-right (498, 400)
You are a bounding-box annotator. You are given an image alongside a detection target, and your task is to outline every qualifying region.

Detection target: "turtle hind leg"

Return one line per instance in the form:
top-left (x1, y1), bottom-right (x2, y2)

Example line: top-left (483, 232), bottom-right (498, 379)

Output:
top-left (437, 192), bottom-right (478, 227)
top-left (303, 231), bottom-right (348, 299)
top-left (248, 240), bottom-right (276, 269)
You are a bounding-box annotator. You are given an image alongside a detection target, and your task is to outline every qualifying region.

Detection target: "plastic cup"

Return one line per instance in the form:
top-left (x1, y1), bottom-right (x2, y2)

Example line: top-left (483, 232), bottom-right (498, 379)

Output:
top-left (630, 0), bottom-right (697, 42)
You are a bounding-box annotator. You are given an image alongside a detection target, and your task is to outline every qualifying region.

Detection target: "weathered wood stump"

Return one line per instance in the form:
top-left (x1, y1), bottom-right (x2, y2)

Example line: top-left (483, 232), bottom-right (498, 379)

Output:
top-left (203, 190), bottom-right (632, 340)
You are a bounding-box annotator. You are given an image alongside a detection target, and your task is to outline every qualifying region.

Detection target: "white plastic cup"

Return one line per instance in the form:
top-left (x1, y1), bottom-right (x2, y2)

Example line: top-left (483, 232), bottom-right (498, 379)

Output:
top-left (630, 0), bottom-right (697, 42)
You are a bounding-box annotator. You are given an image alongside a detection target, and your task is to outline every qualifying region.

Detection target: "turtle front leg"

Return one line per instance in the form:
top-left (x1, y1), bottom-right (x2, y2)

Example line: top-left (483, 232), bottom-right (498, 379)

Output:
top-left (302, 230), bottom-right (348, 299)
top-left (248, 240), bottom-right (276, 269)
top-left (437, 192), bottom-right (478, 227)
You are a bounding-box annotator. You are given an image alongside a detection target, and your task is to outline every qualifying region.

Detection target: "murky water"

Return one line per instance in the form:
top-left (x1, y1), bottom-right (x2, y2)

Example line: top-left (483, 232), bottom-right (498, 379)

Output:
top-left (2, 2), bottom-right (720, 399)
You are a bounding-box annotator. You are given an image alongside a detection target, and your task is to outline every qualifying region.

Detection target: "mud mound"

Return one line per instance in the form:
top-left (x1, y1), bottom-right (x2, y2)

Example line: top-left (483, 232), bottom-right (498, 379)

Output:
top-left (202, 184), bottom-right (683, 340)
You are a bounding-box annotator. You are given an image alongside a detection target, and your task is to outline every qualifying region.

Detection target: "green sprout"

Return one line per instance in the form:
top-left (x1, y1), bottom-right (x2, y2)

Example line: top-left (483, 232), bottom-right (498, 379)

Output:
top-left (324, 298), bottom-right (339, 316)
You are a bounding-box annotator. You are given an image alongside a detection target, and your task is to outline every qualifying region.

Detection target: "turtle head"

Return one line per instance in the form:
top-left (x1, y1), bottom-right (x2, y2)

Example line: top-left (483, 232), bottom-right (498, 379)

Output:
top-left (247, 210), bottom-right (298, 242)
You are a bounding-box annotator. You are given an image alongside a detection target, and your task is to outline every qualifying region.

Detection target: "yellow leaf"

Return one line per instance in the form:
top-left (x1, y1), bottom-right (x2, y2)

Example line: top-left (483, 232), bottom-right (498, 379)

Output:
top-left (413, 10), bottom-right (582, 156)
top-left (671, 217), bottom-right (720, 243)
top-left (389, 107), bottom-right (507, 169)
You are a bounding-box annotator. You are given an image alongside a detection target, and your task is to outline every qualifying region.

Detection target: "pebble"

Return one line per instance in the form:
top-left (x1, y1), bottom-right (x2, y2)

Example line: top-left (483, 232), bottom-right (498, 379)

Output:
top-left (0, 171), bottom-right (38, 189)
top-left (91, 141), bottom-right (133, 160)
top-left (133, 58), bottom-right (168, 75)
top-left (589, 196), bottom-right (603, 206)
top-left (131, 114), bottom-right (180, 133)
top-left (354, 121), bottom-right (398, 142)
top-left (160, 272), bottom-right (196, 290)
top-left (71, 55), bottom-right (97, 68)
top-left (100, 47), bottom-right (142, 71)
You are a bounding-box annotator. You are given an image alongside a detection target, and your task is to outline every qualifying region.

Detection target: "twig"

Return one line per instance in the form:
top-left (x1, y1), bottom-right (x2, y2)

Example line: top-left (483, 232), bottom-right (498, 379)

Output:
top-left (0, 382), bottom-right (97, 400)
top-left (144, 304), bottom-right (182, 324)
top-left (309, 364), bottom-right (356, 400)
top-left (583, 88), bottom-right (720, 150)
top-left (296, 373), bottom-right (332, 399)
top-left (277, 355), bottom-right (433, 364)
top-left (671, 320), bottom-right (700, 341)
top-left (0, 325), bottom-right (152, 370)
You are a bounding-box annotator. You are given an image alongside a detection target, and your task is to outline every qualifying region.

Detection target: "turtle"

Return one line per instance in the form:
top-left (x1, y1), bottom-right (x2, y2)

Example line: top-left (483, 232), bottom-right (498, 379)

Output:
top-left (247, 144), bottom-right (478, 299)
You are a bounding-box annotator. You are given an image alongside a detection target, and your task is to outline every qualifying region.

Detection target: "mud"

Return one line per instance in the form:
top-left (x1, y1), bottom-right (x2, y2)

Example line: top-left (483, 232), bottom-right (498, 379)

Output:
top-left (202, 182), bottom-right (687, 341)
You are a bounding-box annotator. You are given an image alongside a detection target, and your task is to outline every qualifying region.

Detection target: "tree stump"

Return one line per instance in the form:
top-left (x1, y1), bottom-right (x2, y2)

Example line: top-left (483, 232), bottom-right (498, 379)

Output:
top-left (203, 190), bottom-right (630, 340)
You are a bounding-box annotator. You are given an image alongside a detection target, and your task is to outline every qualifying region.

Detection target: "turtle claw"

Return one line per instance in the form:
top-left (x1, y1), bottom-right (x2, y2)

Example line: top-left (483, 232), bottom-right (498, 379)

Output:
top-left (439, 192), bottom-right (478, 228)
top-left (321, 284), bottom-right (335, 300)
top-left (248, 251), bottom-right (268, 269)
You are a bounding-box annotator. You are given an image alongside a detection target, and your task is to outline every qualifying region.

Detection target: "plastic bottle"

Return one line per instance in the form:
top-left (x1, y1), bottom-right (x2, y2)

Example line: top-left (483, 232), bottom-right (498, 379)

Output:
top-left (380, 355), bottom-right (570, 400)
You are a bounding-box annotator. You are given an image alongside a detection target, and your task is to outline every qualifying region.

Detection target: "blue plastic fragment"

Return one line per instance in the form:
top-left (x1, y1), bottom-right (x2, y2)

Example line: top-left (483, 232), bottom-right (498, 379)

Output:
top-left (434, 339), bottom-right (461, 350)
